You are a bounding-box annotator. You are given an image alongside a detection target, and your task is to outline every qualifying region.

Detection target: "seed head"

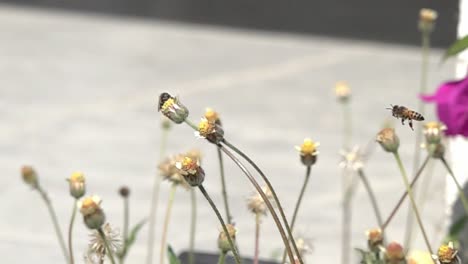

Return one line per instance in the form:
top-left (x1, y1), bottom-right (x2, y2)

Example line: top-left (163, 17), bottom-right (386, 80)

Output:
top-left (85, 223), bottom-right (122, 263)
top-left (158, 92), bottom-right (189, 124)
top-left (119, 186), bottom-right (130, 198)
top-left (295, 138), bottom-right (319, 166)
top-left (246, 186), bottom-right (273, 215)
top-left (376, 128), bottom-right (400, 153)
top-left (385, 242), bottom-right (405, 263)
top-left (68, 171), bottom-right (86, 199)
top-left (195, 117), bottom-right (224, 143)
top-left (21, 165), bottom-right (39, 189)
top-left (335, 81), bottom-right (351, 102)
top-left (78, 195), bottom-right (106, 229)
top-left (175, 156), bottom-right (205, 187)
top-left (217, 224), bottom-right (237, 253)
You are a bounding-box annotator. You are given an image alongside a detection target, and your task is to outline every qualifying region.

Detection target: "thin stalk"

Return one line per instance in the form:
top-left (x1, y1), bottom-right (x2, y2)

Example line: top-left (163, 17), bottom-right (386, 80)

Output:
top-left (189, 188), bottom-right (197, 264)
top-left (221, 140), bottom-right (302, 264)
top-left (441, 157), bottom-right (468, 215)
top-left (219, 145), bottom-right (295, 264)
top-left (254, 213), bottom-right (261, 264)
top-left (184, 119), bottom-right (198, 130)
top-left (217, 146), bottom-right (233, 224)
top-left (393, 152), bottom-right (434, 258)
top-left (37, 186), bottom-right (69, 263)
top-left (68, 200), bottom-right (77, 264)
top-left (218, 251), bottom-right (227, 264)
top-left (98, 227), bottom-right (117, 264)
top-left (281, 166), bottom-right (311, 263)
top-left (198, 185), bottom-right (242, 264)
top-left (160, 184), bottom-right (177, 264)
top-left (342, 196), bottom-right (352, 264)
top-left (381, 155), bottom-right (430, 231)
top-left (406, 29), bottom-right (431, 248)
top-left (357, 169), bottom-right (383, 227)
top-left (146, 126), bottom-right (169, 264)
top-left (118, 196), bottom-right (130, 264)
top-left (342, 102), bottom-right (352, 150)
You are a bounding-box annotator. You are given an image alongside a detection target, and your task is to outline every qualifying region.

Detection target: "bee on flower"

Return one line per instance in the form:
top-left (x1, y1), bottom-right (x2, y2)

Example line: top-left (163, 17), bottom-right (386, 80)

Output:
top-left (158, 92), bottom-right (189, 124)
top-left (295, 138), bottom-right (319, 166)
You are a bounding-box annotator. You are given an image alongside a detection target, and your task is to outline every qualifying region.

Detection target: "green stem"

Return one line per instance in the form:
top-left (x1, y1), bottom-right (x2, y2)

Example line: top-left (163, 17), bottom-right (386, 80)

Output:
top-left (441, 157), bottom-right (468, 215)
top-left (184, 119), bottom-right (198, 130)
top-left (146, 126), bottom-right (169, 264)
top-left (37, 186), bottom-right (69, 263)
top-left (160, 184), bottom-right (177, 264)
top-left (254, 213), bottom-right (260, 264)
top-left (198, 185), bottom-right (242, 264)
top-left (381, 155), bottom-right (430, 230)
top-left (217, 146), bottom-right (233, 224)
top-left (357, 169), bottom-right (383, 228)
top-left (68, 200), bottom-right (77, 264)
top-left (219, 145), bottom-right (294, 264)
top-left (221, 140), bottom-right (302, 264)
top-left (342, 193), bottom-right (352, 264)
top-left (98, 227), bottom-right (117, 264)
top-left (393, 152), bottom-right (434, 258)
top-left (218, 251), bottom-right (227, 264)
top-left (118, 196), bottom-right (130, 264)
top-left (343, 102), bottom-right (352, 150)
top-left (189, 188), bottom-right (197, 264)
top-left (281, 166), bottom-right (311, 263)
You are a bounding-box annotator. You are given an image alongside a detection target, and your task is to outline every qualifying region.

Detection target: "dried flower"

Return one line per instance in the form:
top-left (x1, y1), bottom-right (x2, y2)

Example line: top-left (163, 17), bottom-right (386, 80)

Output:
top-left (21, 165), bottom-right (39, 188)
top-left (421, 75), bottom-right (468, 137)
top-left (423, 122), bottom-right (447, 144)
top-left (433, 242), bottom-right (459, 264)
top-left (246, 186), bottom-right (273, 215)
top-left (68, 171), bottom-right (86, 199)
top-left (205, 107), bottom-right (221, 125)
top-left (376, 128), bottom-right (400, 153)
top-left (217, 224), bottom-right (237, 253)
top-left (385, 242), bottom-right (405, 263)
top-left (366, 228), bottom-right (383, 251)
top-left (335, 81), bottom-right (351, 102)
top-left (195, 117), bottom-right (224, 143)
top-left (78, 195), bottom-right (106, 229)
top-left (418, 8), bottom-right (438, 32)
top-left (158, 92), bottom-right (189, 124)
top-left (118, 186), bottom-right (130, 198)
top-left (175, 156), bottom-right (205, 187)
top-left (339, 146), bottom-right (366, 171)
top-left (85, 223), bottom-right (121, 263)
top-left (407, 250), bottom-right (434, 264)
top-left (295, 138), bottom-right (320, 166)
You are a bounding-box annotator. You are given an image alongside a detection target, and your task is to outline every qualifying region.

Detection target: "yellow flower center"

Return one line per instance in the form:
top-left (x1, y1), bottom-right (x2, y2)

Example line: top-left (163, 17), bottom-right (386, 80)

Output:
top-left (205, 108), bottom-right (219, 123)
top-left (198, 119), bottom-right (215, 137)
top-left (335, 81), bottom-right (350, 97)
top-left (424, 121), bottom-right (442, 130)
top-left (181, 157), bottom-right (198, 172)
top-left (161, 98), bottom-right (175, 111)
top-left (70, 171), bottom-right (85, 183)
top-left (438, 244), bottom-right (455, 263)
top-left (300, 139), bottom-right (317, 155)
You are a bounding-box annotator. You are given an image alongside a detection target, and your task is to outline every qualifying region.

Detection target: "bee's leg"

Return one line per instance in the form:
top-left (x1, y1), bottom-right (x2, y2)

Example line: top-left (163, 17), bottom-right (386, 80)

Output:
top-left (409, 120), bottom-right (414, 131)
top-left (401, 118), bottom-right (405, 125)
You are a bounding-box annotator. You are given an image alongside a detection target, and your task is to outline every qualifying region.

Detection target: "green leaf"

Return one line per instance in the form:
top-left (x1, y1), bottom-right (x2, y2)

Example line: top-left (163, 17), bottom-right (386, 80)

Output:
top-left (167, 245), bottom-right (181, 264)
top-left (443, 35), bottom-right (468, 61)
top-left (446, 214), bottom-right (467, 241)
top-left (125, 219), bottom-right (147, 250)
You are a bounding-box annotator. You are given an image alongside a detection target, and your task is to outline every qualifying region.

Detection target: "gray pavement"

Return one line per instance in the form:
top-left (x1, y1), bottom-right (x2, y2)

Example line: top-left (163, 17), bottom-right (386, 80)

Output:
top-left (0, 4), bottom-right (456, 263)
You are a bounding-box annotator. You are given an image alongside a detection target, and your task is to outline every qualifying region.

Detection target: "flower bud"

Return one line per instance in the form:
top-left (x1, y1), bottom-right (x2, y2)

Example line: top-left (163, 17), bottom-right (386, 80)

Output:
top-left (295, 138), bottom-right (319, 166)
top-left (385, 242), bottom-right (405, 263)
top-left (78, 195), bottom-right (106, 229)
top-left (418, 8), bottom-right (437, 33)
top-left (366, 228), bottom-right (383, 251)
top-left (423, 122), bottom-right (446, 145)
top-left (217, 224), bottom-right (237, 253)
top-left (175, 156), bottom-right (205, 187)
top-left (158, 92), bottom-right (189, 124)
top-left (119, 186), bottom-right (130, 198)
top-left (334, 81), bottom-right (351, 102)
top-left (434, 242), bottom-right (459, 264)
top-left (376, 128), bottom-right (400, 153)
top-left (195, 117), bottom-right (224, 144)
top-left (68, 171), bottom-right (86, 199)
top-left (21, 165), bottom-right (39, 188)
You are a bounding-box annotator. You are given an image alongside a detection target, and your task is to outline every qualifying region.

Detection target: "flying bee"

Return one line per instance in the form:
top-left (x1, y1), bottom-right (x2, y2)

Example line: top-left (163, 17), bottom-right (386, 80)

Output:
top-left (387, 104), bottom-right (425, 131)
top-left (158, 92), bottom-right (172, 111)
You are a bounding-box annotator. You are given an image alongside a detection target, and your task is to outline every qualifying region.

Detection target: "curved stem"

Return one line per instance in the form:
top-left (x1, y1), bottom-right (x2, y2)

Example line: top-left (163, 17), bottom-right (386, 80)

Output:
top-left (217, 146), bottom-right (232, 224)
top-left (254, 213), bottom-right (261, 264)
top-left (189, 188), bottom-right (197, 264)
top-left (381, 155), bottom-right (430, 230)
top-left (160, 184), bottom-right (177, 264)
top-left (198, 185), bottom-right (242, 264)
top-left (221, 140), bottom-right (302, 264)
top-left (98, 227), bottom-right (117, 264)
top-left (37, 186), bottom-right (69, 263)
top-left (357, 169), bottom-right (383, 227)
top-left (219, 145), bottom-right (295, 264)
top-left (282, 166), bottom-right (311, 263)
top-left (146, 126), bottom-right (169, 264)
top-left (393, 152), bottom-right (434, 258)
top-left (68, 200), bottom-right (77, 264)
top-left (218, 251), bottom-right (227, 264)
top-left (441, 157), bottom-right (468, 215)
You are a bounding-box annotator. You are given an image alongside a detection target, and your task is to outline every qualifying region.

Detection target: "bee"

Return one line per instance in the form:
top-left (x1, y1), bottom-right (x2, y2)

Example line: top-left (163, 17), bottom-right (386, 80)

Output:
top-left (387, 104), bottom-right (425, 130)
top-left (158, 92), bottom-right (172, 111)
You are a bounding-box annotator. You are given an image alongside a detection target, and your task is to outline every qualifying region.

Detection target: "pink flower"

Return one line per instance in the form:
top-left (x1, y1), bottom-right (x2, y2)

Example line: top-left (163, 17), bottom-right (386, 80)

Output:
top-left (421, 76), bottom-right (468, 137)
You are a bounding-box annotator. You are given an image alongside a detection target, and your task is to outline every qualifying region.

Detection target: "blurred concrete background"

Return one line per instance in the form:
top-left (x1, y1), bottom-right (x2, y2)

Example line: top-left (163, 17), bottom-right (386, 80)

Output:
top-left (0, 2), bottom-right (459, 264)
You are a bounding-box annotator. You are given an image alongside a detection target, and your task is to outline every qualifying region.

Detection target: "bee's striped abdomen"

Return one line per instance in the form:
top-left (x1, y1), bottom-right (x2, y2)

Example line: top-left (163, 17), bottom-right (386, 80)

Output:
top-left (410, 111), bottom-right (425, 121)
